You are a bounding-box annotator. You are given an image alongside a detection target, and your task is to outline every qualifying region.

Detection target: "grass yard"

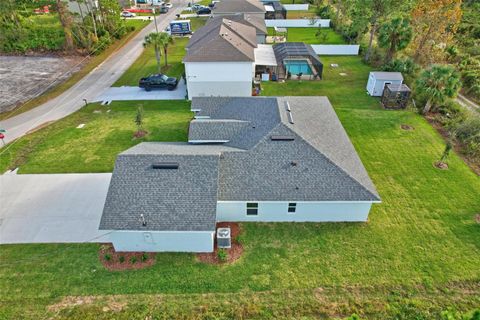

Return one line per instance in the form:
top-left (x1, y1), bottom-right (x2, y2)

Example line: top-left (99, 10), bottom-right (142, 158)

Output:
top-left (113, 18), bottom-right (206, 87)
top-left (1, 56), bottom-right (479, 319)
top-left (0, 100), bottom-right (192, 174)
top-left (268, 27), bottom-right (345, 44)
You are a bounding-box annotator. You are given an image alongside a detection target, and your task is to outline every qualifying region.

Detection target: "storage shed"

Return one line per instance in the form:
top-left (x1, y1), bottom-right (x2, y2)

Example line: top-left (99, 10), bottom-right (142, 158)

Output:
top-left (366, 72), bottom-right (403, 97)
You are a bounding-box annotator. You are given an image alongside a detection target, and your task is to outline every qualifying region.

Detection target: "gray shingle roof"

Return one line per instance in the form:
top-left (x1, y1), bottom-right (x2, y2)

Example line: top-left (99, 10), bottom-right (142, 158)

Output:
top-left (101, 98), bottom-right (380, 231)
top-left (213, 0), bottom-right (266, 14)
top-left (184, 18), bottom-right (257, 62)
top-left (100, 143), bottom-right (239, 231)
top-left (218, 14), bottom-right (267, 35)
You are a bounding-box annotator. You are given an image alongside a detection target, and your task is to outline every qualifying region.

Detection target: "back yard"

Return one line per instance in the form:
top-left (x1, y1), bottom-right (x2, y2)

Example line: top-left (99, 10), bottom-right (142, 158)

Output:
top-left (268, 27), bottom-right (345, 44)
top-left (0, 57), bottom-right (479, 319)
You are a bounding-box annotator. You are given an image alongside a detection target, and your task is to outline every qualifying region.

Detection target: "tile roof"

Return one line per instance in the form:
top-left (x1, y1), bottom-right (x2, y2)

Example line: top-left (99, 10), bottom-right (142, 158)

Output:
top-left (184, 18), bottom-right (257, 62)
top-left (101, 98), bottom-right (380, 231)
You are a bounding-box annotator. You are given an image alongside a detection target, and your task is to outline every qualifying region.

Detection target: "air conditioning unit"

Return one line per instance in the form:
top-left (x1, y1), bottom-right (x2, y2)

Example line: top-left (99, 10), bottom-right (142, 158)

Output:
top-left (216, 227), bottom-right (231, 249)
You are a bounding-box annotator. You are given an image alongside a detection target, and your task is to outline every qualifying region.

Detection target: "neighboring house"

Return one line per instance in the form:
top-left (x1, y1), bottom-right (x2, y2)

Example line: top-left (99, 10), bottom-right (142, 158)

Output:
top-left (222, 13), bottom-right (268, 44)
top-left (212, 0), bottom-right (267, 20)
top-left (183, 17), bottom-right (258, 99)
top-left (366, 72), bottom-right (404, 97)
top-left (263, 1), bottom-right (287, 20)
top-left (100, 96), bottom-right (381, 252)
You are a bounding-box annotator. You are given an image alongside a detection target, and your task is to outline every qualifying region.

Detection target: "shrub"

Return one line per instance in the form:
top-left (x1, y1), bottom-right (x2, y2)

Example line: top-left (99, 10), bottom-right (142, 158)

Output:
top-left (118, 255), bottom-right (125, 263)
top-left (141, 253), bottom-right (148, 262)
top-left (104, 253), bottom-right (112, 261)
top-left (130, 256), bottom-right (138, 264)
top-left (235, 234), bottom-right (244, 244)
top-left (217, 249), bottom-right (228, 262)
top-left (383, 58), bottom-right (419, 77)
top-left (454, 117), bottom-right (480, 157)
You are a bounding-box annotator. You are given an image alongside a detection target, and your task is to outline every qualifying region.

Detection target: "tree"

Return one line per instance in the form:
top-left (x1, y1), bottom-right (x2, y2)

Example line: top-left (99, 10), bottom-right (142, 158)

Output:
top-left (415, 65), bottom-right (461, 114)
top-left (144, 32), bottom-right (163, 73)
top-left (378, 17), bottom-right (412, 63)
top-left (56, 0), bottom-right (75, 51)
top-left (157, 32), bottom-right (174, 67)
top-left (135, 105), bottom-right (144, 132)
top-left (409, 0), bottom-right (462, 65)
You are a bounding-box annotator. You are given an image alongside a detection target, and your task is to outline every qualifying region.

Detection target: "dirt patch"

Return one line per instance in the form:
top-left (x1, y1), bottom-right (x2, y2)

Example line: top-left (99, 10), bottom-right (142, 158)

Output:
top-left (48, 295), bottom-right (127, 313)
top-left (400, 124), bottom-right (414, 131)
top-left (197, 222), bottom-right (244, 265)
top-left (475, 214), bottom-right (480, 224)
top-left (434, 161), bottom-right (449, 170)
top-left (0, 55), bottom-right (86, 113)
top-left (99, 244), bottom-right (156, 271)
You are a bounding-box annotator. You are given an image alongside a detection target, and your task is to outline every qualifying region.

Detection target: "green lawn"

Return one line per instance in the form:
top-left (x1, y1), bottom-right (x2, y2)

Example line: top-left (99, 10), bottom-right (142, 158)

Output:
top-left (268, 27), bottom-right (345, 44)
top-left (1, 57), bottom-right (480, 319)
top-left (113, 18), bottom-right (206, 87)
top-left (0, 101), bottom-right (192, 174)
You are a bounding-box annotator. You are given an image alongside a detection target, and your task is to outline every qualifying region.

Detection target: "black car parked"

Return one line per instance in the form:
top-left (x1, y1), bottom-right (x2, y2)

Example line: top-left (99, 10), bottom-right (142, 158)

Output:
top-left (197, 7), bottom-right (211, 14)
top-left (139, 74), bottom-right (178, 91)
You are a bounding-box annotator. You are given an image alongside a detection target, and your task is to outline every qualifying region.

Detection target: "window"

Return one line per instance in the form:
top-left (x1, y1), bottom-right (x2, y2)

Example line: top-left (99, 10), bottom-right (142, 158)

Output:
top-left (288, 202), bottom-right (296, 213)
top-left (246, 203), bottom-right (258, 216)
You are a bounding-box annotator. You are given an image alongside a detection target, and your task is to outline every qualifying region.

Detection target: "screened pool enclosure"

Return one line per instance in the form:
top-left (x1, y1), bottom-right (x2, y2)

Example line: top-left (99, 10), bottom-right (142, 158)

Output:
top-left (273, 42), bottom-right (323, 80)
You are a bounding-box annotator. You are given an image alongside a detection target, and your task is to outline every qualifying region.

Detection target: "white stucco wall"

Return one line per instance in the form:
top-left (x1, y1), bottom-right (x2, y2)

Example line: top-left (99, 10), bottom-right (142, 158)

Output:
top-left (185, 61), bottom-right (254, 99)
top-left (109, 230), bottom-right (214, 252)
top-left (311, 45), bottom-right (359, 55)
top-left (265, 19), bottom-right (331, 28)
top-left (216, 201), bottom-right (374, 222)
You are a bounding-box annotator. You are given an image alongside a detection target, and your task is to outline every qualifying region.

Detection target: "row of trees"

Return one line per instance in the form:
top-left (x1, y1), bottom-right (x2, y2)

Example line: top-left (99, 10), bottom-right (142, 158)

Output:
top-left (0, 0), bottom-right (129, 53)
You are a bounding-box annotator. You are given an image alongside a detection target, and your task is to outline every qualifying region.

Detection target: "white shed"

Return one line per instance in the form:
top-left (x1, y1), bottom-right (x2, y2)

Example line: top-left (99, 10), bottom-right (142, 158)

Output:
top-left (366, 72), bottom-right (403, 97)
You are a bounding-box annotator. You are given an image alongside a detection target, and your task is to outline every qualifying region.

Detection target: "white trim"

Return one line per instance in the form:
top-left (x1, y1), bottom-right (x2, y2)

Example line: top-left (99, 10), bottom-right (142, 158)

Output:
top-left (188, 140), bottom-right (230, 143)
top-left (191, 109), bottom-right (201, 112)
top-left (194, 116), bottom-right (211, 119)
top-left (218, 200), bottom-right (381, 204)
top-left (103, 230), bottom-right (215, 234)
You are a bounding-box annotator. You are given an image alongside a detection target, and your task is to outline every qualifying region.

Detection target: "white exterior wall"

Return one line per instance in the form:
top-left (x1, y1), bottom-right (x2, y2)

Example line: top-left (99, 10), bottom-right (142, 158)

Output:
top-left (265, 19), bottom-right (331, 28)
top-left (257, 34), bottom-right (267, 44)
top-left (366, 73), bottom-right (403, 96)
top-left (216, 201), bottom-right (374, 222)
top-left (110, 230), bottom-right (214, 252)
top-left (283, 4), bottom-right (309, 10)
top-left (185, 61), bottom-right (254, 99)
top-left (311, 45), bottom-right (359, 55)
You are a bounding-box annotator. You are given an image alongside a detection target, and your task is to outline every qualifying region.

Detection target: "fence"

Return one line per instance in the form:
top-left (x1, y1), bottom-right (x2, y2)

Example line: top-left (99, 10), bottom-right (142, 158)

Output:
top-left (310, 45), bottom-right (360, 55)
top-left (265, 19), bottom-right (331, 28)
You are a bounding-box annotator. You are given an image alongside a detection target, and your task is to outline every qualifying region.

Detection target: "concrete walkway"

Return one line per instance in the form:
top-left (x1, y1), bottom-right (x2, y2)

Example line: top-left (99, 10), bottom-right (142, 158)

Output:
top-left (0, 174), bottom-right (111, 244)
top-left (0, 0), bottom-right (189, 146)
top-left (94, 80), bottom-right (187, 102)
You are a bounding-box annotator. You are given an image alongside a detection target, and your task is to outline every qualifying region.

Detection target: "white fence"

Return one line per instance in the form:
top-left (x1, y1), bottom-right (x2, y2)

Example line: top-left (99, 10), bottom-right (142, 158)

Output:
top-left (283, 4), bottom-right (309, 11)
top-left (265, 19), bottom-right (331, 28)
top-left (311, 45), bottom-right (360, 55)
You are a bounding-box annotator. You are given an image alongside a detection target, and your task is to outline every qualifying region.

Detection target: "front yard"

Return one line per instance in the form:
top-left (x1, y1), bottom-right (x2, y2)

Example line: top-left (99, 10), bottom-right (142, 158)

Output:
top-left (0, 57), bottom-right (479, 318)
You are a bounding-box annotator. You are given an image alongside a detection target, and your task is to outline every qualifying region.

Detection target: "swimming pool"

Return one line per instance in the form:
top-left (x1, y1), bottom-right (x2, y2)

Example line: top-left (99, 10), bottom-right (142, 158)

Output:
top-left (284, 59), bottom-right (313, 75)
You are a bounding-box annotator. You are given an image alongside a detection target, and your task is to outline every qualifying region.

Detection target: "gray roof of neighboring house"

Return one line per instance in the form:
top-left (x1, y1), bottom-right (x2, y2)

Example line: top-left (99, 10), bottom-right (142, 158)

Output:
top-left (213, 0), bottom-right (266, 14)
top-left (184, 18), bottom-right (257, 62)
top-left (101, 97), bottom-right (380, 232)
top-left (219, 13), bottom-right (267, 35)
top-left (371, 71), bottom-right (404, 81)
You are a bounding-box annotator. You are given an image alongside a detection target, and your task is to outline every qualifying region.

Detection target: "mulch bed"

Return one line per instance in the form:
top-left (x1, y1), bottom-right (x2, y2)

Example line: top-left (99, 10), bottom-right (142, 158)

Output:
top-left (133, 130), bottom-right (148, 139)
top-left (434, 161), bottom-right (449, 170)
top-left (99, 244), bottom-right (156, 271)
top-left (197, 222), bottom-right (244, 265)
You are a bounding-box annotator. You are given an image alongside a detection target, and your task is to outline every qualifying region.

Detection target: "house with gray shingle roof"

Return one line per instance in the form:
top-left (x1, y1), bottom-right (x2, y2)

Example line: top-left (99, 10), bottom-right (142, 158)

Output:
top-left (212, 0), bottom-right (267, 19)
top-left (100, 96), bottom-right (380, 253)
top-left (184, 17), bottom-right (258, 100)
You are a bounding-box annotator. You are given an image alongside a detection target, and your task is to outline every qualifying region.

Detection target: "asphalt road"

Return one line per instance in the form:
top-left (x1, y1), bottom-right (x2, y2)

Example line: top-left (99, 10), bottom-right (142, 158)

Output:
top-left (0, 1), bottom-right (188, 146)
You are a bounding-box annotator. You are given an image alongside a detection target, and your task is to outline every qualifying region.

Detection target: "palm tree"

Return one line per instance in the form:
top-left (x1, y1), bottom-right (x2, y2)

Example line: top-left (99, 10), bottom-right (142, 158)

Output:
top-left (157, 32), bottom-right (174, 67)
top-left (144, 32), bottom-right (163, 73)
top-left (378, 17), bottom-right (412, 63)
top-left (415, 65), bottom-right (461, 114)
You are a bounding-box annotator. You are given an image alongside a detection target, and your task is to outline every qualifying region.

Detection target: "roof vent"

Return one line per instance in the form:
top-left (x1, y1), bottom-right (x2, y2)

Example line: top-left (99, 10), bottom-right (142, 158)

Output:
top-left (140, 214), bottom-right (147, 227)
top-left (291, 161), bottom-right (298, 166)
top-left (152, 162), bottom-right (179, 169)
top-left (271, 135), bottom-right (294, 141)
top-left (287, 112), bottom-right (294, 124)
top-left (285, 101), bottom-right (291, 112)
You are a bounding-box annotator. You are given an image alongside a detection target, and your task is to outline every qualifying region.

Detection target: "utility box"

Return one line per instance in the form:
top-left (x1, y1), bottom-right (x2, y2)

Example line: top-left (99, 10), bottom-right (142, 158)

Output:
top-left (216, 227), bottom-right (231, 249)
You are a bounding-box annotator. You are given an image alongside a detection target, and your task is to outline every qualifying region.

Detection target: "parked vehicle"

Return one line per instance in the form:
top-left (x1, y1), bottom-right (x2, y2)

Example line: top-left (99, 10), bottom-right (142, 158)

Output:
top-left (139, 74), bottom-right (178, 91)
top-left (121, 11), bottom-right (136, 18)
top-left (165, 2), bottom-right (173, 8)
top-left (191, 3), bottom-right (203, 10)
top-left (197, 7), bottom-right (211, 14)
top-left (159, 6), bottom-right (169, 13)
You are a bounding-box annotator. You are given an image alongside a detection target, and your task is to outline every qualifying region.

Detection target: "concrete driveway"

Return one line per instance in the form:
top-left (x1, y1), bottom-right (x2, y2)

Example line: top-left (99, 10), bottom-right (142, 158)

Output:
top-left (94, 80), bottom-right (187, 102)
top-left (0, 173), bottom-right (111, 244)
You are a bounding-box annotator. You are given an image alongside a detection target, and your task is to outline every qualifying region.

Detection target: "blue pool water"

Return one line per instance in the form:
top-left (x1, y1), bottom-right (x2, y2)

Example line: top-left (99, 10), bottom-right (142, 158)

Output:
top-left (284, 59), bottom-right (313, 75)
